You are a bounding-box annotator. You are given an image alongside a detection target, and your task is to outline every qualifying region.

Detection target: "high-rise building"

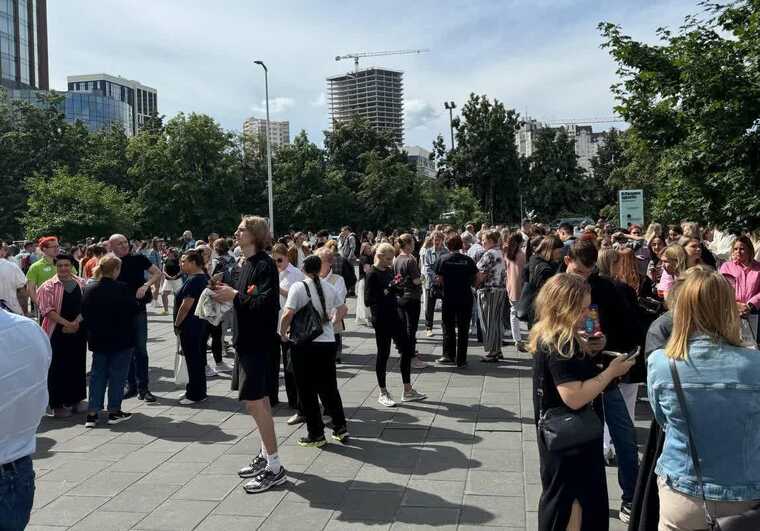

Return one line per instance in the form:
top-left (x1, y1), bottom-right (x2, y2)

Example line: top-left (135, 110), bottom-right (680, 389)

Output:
top-left (404, 145), bottom-right (436, 179)
top-left (517, 118), bottom-right (607, 173)
top-left (327, 68), bottom-right (404, 145)
top-left (0, 0), bottom-right (48, 90)
top-left (67, 74), bottom-right (157, 135)
top-left (242, 117), bottom-right (290, 150)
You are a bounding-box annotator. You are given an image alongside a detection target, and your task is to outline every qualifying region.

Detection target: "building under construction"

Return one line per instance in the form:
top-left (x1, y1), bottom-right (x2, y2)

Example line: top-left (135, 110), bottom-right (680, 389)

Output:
top-left (327, 68), bottom-right (404, 145)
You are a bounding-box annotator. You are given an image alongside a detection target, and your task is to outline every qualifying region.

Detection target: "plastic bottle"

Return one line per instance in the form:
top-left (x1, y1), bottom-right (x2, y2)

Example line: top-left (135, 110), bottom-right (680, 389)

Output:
top-left (584, 304), bottom-right (600, 334)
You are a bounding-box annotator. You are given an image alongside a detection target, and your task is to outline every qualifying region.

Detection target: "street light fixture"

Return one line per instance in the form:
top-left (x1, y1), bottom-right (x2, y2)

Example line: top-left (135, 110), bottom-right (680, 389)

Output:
top-left (254, 60), bottom-right (274, 237)
top-left (443, 101), bottom-right (456, 150)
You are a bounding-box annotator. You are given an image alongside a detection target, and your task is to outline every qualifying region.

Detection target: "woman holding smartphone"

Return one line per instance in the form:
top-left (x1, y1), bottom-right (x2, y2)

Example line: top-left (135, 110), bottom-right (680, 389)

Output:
top-left (531, 273), bottom-right (634, 531)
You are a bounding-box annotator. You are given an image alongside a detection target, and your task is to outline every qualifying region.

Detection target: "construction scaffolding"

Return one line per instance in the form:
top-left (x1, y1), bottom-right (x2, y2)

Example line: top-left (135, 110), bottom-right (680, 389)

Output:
top-left (327, 68), bottom-right (404, 145)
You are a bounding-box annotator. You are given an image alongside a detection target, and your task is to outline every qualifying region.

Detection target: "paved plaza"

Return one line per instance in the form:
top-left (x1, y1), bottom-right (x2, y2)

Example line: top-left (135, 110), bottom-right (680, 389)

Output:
top-left (28, 299), bottom-right (644, 530)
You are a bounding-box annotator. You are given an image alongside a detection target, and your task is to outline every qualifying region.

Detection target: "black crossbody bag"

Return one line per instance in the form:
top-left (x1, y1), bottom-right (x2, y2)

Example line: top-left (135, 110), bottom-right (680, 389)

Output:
top-left (288, 282), bottom-right (325, 346)
top-left (537, 350), bottom-right (603, 454)
top-left (668, 358), bottom-right (760, 530)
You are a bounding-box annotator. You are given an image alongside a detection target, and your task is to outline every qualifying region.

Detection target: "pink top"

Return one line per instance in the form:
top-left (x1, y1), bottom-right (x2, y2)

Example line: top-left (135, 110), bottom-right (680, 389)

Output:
top-left (719, 260), bottom-right (760, 307)
top-left (505, 250), bottom-right (526, 302)
top-left (658, 269), bottom-right (675, 295)
top-left (37, 275), bottom-right (85, 337)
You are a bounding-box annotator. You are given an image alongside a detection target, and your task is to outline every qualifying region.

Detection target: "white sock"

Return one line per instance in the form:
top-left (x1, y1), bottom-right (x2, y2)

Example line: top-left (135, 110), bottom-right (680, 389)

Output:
top-left (260, 445), bottom-right (267, 458)
top-left (267, 452), bottom-right (281, 474)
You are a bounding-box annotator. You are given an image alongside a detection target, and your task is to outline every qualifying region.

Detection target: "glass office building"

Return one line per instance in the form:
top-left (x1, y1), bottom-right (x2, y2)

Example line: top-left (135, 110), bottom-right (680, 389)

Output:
top-left (0, 0), bottom-right (48, 90)
top-left (7, 88), bottom-right (133, 136)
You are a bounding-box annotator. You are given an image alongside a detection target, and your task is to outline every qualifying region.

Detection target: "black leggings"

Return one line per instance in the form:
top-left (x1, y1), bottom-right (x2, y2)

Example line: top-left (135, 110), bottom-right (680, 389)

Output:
top-left (373, 313), bottom-right (412, 388)
top-left (398, 297), bottom-right (421, 354)
top-left (202, 322), bottom-right (223, 364)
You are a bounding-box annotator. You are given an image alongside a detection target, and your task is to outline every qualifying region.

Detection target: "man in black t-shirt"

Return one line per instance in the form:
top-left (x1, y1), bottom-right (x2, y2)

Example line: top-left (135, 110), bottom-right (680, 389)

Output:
top-left (109, 234), bottom-right (163, 402)
top-left (433, 235), bottom-right (477, 366)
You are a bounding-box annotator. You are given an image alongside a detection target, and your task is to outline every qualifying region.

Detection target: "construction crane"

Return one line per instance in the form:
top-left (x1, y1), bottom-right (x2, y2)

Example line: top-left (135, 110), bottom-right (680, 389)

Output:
top-left (335, 48), bottom-right (430, 72)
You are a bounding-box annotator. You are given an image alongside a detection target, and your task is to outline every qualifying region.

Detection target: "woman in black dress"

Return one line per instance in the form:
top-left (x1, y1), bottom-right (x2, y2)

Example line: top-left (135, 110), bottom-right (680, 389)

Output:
top-left (37, 254), bottom-right (87, 418)
top-left (529, 273), bottom-right (634, 530)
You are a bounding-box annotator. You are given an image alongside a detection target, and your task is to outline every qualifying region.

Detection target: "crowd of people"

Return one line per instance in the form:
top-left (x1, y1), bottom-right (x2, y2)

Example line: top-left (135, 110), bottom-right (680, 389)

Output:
top-left (2, 215), bottom-right (760, 530)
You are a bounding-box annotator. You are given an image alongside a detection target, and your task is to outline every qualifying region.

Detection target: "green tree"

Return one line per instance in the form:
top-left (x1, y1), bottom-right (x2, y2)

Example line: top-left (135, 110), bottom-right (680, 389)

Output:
top-left (599, 0), bottom-right (760, 229)
top-left (23, 170), bottom-right (137, 242)
top-left (522, 127), bottom-right (589, 220)
top-left (80, 124), bottom-right (131, 190)
top-left (0, 90), bottom-right (89, 238)
top-left (437, 94), bottom-right (522, 223)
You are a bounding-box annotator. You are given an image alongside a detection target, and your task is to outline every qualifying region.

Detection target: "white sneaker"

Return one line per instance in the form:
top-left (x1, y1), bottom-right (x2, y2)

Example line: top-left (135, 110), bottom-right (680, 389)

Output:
top-left (205, 365), bottom-right (217, 378)
top-left (412, 357), bottom-right (428, 369)
top-left (402, 389), bottom-right (427, 402)
top-left (179, 397), bottom-right (208, 405)
top-left (378, 392), bottom-right (397, 407)
top-left (215, 361), bottom-right (233, 373)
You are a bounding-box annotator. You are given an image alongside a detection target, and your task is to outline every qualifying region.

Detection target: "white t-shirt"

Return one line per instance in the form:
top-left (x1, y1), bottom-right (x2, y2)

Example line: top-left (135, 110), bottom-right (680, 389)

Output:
top-left (0, 259), bottom-right (27, 314)
top-left (279, 263), bottom-right (305, 321)
top-left (285, 277), bottom-right (340, 343)
top-left (324, 273), bottom-right (347, 302)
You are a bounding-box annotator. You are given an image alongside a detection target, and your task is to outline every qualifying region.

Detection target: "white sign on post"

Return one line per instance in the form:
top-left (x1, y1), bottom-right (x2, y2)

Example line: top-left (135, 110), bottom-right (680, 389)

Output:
top-left (618, 189), bottom-right (644, 228)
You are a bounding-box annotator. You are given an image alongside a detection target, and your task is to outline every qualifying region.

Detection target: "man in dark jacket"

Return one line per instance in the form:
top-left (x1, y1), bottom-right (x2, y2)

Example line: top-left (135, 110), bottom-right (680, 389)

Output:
top-left (564, 239), bottom-right (640, 524)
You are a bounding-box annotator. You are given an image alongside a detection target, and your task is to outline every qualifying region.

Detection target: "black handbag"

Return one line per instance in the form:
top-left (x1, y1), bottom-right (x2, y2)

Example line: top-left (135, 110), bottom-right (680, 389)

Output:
top-left (668, 359), bottom-right (760, 530)
top-left (516, 280), bottom-right (539, 322)
top-left (536, 351), bottom-right (603, 454)
top-left (288, 282), bottom-right (325, 346)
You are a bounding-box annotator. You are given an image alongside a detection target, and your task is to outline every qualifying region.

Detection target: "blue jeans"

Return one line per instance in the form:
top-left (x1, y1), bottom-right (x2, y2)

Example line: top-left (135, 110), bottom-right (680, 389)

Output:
top-left (127, 310), bottom-right (149, 392)
top-left (89, 349), bottom-right (133, 412)
top-left (0, 455), bottom-right (35, 531)
top-left (603, 386), bottom-right (639, 503)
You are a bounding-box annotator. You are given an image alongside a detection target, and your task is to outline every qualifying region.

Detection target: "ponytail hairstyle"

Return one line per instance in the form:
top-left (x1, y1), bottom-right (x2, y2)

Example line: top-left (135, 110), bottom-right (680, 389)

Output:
top-left (505, 232), bottom-right (524, 262)
top-left (93, 253), bottom-right (122, 280)
top-left (302, 254), bottom-right (328, 323)
top-left (182, 249), bottom-right (207, 275)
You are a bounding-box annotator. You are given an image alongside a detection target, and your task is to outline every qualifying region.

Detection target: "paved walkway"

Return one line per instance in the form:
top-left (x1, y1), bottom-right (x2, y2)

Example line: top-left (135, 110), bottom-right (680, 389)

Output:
top-left (29, 299), bottom-right (644, 530)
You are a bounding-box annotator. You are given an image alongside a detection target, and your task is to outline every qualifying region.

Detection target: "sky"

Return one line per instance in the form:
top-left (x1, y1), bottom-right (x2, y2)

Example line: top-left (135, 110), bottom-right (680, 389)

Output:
top-left (48, 0), bottom-right (699, 149)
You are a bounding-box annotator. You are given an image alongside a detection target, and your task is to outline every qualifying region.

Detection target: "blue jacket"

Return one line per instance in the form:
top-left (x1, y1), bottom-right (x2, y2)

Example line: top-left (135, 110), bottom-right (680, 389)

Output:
top-left (648, 335), bottom-right (760, 501)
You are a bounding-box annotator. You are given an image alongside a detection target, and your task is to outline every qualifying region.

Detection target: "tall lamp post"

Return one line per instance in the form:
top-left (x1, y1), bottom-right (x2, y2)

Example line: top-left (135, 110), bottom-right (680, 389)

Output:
top-left (254, 60), bottom-right (274, 237)
top-left (443, 101), bottom-right (456, 150)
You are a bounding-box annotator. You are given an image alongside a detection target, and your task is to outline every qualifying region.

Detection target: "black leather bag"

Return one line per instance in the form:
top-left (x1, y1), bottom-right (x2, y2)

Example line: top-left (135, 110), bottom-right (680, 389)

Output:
top-left (516, 280), bottom-right (539, 322)
top-left (536, 351), bottom-right (603, 454)
top-left (669, 359), bottom-right (760, 530)
top-left (288, 282), bottom-right (325, 346)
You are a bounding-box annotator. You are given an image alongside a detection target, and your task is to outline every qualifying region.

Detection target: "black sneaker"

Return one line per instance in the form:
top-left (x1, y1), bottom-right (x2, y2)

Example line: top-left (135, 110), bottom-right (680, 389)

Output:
top-left (123, 387), bottom-right (138, 400)
top-left (138, 390), bottom-right (156, 403)
top-left (107, 411), bottom-right (132, 424)
top-left (238, 452), bottom-right (267, 478)
top-left (84, 413), bottom-right (98, 428)
top-left (619, 502), bottom-right (632, 524)
top-left (297, 435), bottom-right (327, 448)
top-left (332, 426), bottom-right (349, 443)
top-left (243, 467), bottom-right (287, 493)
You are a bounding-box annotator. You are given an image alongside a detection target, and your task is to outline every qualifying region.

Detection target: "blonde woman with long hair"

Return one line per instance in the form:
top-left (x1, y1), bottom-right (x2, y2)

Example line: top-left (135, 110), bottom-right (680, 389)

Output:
top-left (647, 268), bottom-right (760, 529)
top-left (530, 273), bottom-right (634, 531)
top-left (365, 242), bottom-right (425, 407)
top-left (658, 244), bottom-right (688, 299)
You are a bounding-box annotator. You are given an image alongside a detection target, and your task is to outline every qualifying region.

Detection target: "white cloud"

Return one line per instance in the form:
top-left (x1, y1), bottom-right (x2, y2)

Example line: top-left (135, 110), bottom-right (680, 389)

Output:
top-left (405, 99), bottom-right (440, 130)
top-left (250, 97), bottom-right (296, 116)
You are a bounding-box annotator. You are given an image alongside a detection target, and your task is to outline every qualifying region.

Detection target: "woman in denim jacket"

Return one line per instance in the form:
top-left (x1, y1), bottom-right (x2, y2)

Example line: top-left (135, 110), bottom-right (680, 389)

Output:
top-left (647, 267), bottom-right (760, 529)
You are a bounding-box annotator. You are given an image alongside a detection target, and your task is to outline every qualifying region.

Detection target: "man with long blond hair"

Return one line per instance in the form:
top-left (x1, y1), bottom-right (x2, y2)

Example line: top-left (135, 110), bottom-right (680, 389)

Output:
top-left (212, 215), bottom-right (285, 493)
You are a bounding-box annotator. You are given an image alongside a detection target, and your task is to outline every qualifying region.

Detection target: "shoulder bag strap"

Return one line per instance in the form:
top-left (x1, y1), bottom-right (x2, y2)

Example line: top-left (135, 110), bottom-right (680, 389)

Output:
top-left (668, 358), bottom-right (716, 528)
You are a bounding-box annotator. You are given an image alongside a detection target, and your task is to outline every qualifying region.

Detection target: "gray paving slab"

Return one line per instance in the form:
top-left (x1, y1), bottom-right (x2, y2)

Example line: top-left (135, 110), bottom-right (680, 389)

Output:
top-left (28, 298), bottom-right (652, 530)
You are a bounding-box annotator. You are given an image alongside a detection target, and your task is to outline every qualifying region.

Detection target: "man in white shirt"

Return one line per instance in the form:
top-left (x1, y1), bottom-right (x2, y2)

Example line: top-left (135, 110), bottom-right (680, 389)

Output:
top-left (0, 243), bottom-right (28, 315)
top-left (0, 307), bottom-right (52, 529)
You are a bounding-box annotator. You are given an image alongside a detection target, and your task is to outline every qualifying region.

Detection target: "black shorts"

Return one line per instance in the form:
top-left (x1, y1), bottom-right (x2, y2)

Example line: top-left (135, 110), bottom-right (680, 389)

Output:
top-left (237, 349), bottom-right (270, 402)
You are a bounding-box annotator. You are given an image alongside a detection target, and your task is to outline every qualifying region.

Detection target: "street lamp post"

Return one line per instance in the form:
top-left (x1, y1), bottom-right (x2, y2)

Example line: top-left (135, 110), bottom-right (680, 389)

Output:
top-left (254, 60), bottom-right (274, 237)
top-left (443, 101), bottom-right (456, 150)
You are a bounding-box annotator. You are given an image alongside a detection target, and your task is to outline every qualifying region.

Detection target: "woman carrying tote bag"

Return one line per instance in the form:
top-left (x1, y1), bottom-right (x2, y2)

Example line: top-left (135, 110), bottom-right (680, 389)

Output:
top-left (279, 255), bottom-right (349, 448)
